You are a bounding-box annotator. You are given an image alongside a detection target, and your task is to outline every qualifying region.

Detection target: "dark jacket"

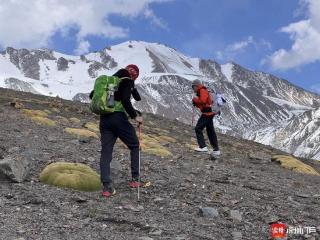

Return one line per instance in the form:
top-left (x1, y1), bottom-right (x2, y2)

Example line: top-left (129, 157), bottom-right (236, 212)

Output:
top-left (89, 69), bottom-right (141, 119)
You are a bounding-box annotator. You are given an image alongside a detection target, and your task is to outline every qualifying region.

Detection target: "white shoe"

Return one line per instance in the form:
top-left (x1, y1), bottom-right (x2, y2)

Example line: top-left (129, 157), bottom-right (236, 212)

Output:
top-left (211, 150), bottom-right (221, 156)
top-left (194, 147), bottom-right (208, 152)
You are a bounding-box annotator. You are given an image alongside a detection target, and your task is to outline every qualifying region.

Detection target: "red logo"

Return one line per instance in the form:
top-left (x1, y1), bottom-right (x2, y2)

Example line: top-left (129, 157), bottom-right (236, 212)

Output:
top-left (270, 223), bottom-right (287, 239)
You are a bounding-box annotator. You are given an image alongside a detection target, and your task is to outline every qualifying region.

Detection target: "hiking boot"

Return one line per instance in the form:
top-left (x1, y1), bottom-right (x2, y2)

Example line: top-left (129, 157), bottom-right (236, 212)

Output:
top-left (102, 185), bottom-right (116, 198)
top-left (211, 150), bottom-right (221, 156)
top-left (194, 146), bottom-right (208, 152)
top-left (129, 177), bottom-right (151, 188)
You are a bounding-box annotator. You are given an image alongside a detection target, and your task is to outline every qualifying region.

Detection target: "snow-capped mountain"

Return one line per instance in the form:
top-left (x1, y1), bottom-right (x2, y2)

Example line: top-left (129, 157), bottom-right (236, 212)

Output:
top-left (249, 107), bottom-right (320, 160)
top-left (1, 41), bottom-right (320, 160)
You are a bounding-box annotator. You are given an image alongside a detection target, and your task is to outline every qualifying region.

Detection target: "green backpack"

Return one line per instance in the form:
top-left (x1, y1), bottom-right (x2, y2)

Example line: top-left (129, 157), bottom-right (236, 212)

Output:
top-left (89, 75), bottom-right (125, 115)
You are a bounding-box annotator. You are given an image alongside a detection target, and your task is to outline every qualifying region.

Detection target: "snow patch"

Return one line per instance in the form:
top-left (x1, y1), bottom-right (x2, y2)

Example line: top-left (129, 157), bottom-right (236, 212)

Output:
top-left (221, 63), bottom-right (233, 82)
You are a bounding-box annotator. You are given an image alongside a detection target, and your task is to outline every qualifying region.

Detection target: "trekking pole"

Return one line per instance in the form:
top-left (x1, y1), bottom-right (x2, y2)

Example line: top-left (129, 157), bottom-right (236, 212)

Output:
top-left (137, 122), bottom-right (142, 202)
top-left (191, 106), bottom-right (195, 127)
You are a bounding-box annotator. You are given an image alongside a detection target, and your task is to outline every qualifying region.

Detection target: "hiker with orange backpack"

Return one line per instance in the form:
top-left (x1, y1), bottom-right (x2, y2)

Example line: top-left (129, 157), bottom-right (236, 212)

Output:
top-left (191, 80), bottom-right (220, 157)
top-left (89, 64), bottom-right (144, 198)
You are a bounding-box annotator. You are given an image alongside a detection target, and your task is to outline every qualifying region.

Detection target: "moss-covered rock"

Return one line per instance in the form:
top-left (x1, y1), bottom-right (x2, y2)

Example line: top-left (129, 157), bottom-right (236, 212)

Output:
top-left (22, 109), bottom-right (48, 118)
top-left (155, 135), bottom-right (177, 143)
top-left (55, 116), bottom-right (70, 125)
top-left (84, 122), bottom-right (99, 132)
top-left (64, 127), bottom-right (98, 138)
top-left (185, 143), bottom-right (198, 151)
top-left (140, 133), bottom-right (172, 157)
top-left (44, 109), bottom-right (52, 114)
top-left (153, 127), bottom-right (170, 134)
top-left (69, 117), bottom-right (81, 124)
top-left (271, 155), bottom-right (320, 176)
top-left (39, 162), bottom-right (101, 192)
top-left (143, 147), bottom-right (172, 157)
top-left (31, 116), bottom-right (56, 127)
top-left (51, 107), bottom-right (60, 113)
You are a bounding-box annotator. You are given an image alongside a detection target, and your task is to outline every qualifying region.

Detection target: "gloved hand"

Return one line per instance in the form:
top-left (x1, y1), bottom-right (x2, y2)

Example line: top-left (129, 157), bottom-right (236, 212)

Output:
top-left (135, 116), bottom-right (143, 125)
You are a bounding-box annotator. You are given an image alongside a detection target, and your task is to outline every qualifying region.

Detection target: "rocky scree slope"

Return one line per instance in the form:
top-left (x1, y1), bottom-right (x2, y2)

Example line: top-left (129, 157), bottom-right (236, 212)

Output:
top-left (0, 88), bottom-right (320, 240)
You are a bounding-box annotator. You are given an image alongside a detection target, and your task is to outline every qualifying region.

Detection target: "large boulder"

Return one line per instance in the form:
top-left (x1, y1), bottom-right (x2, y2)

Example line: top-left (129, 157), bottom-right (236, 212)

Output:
top-left (0, 155), bottom-right (30, 183)
top-left (39, 162), bottom-right (101, 192)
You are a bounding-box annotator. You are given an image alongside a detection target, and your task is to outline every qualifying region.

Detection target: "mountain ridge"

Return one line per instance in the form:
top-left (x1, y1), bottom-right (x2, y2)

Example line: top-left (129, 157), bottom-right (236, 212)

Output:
top-left (1, 40), bottom-right (320, 160)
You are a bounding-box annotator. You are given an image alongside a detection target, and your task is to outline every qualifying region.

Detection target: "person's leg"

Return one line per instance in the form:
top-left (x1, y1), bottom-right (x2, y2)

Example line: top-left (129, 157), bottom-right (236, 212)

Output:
top-left (195, 115), bottom-right (207, 148)
top-left (116, 114), bottom-right (140, 179)
top-left (100, 116), bottom-right (117, 187)
top-left (206, 116), bottom-right (219, 151)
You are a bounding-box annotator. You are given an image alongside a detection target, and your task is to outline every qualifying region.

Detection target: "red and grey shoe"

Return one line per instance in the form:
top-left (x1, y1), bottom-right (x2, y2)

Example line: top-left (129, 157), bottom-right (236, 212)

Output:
top-left (102, 185), bottom-right (116, 198)
top-left (129, 178), bottom-right (151, 188)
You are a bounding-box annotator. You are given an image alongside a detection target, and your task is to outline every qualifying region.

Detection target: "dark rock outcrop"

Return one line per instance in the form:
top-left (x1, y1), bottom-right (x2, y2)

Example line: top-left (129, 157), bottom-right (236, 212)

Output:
top-left (57, 57), bottom-right (69, 71)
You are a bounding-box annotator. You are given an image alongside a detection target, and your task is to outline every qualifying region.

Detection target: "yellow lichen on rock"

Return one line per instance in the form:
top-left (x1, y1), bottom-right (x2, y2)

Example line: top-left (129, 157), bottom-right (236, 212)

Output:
top-left (271, 155), bottom-right (320, 176)
top-left (39, 162), bottom-right (101, 192)
top-left (22, 109), bottom-right (48, 118)
top-left (55, 116), bottom-right (69, 125)
top-left (140, 133), bottom-right (172, 157)
top-left (153, 127), bottom-right (170, 134)
top-left (84, 122), bottom-right (99, 132)
top-left (51, 108), bottom-right (60, 113)
top-left (185, 143), bottom-right (198, 151)
top-left (155, 135), bottom-right (177, 143)
top-left (144, 147), bottom-right (172, 157)
top-left (44, 109), bottom-right (52, 114)
top-left (64, 127), bottom-right (98, 138)
top-left (69, 117), bottom-right (81, 124)
top-left (31, 116), bottom-right (56, 127)
top-left (185, 137), bottom-right (198, 151)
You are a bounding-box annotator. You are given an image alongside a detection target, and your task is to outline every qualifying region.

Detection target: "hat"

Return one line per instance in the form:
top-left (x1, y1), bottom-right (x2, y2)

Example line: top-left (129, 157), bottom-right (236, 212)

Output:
top-left (125, 64), bottom-right (139, 80)
top-left (192, 79), bottom-right (201, 86)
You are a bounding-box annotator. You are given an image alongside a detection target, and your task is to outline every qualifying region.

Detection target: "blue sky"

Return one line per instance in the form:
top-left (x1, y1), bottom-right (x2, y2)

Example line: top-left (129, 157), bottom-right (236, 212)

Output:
top-left (0, 0), bottom-right (319, 94)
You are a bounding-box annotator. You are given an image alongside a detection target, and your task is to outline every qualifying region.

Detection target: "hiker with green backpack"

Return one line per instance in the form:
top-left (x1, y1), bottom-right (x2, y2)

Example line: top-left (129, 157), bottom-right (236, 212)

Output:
top-left (89, 64), bottom-right (144, 198)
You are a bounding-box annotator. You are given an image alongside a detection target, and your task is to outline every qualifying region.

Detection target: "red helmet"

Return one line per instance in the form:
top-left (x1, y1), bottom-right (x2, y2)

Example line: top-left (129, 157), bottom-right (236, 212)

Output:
top-left (126, 64), bottom-right (139, 80)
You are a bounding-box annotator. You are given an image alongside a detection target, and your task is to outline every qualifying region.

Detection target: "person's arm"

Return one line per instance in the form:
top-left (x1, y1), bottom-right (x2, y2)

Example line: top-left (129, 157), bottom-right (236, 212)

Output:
top-left (118, 80), bottom-right (138, 119)
top-left (192, 97), bottom-right (199, 105)
top-left (132, 87), bottom-right (141, 101)
top-left (89, 90), bottom-right (94, 99)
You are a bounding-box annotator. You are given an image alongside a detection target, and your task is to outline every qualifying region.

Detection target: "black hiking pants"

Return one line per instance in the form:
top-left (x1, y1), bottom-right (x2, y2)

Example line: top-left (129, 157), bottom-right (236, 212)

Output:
top-left (99, 112), bottom-right (139, 186)
top-left (195, 114), bottom-right (219, 150)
